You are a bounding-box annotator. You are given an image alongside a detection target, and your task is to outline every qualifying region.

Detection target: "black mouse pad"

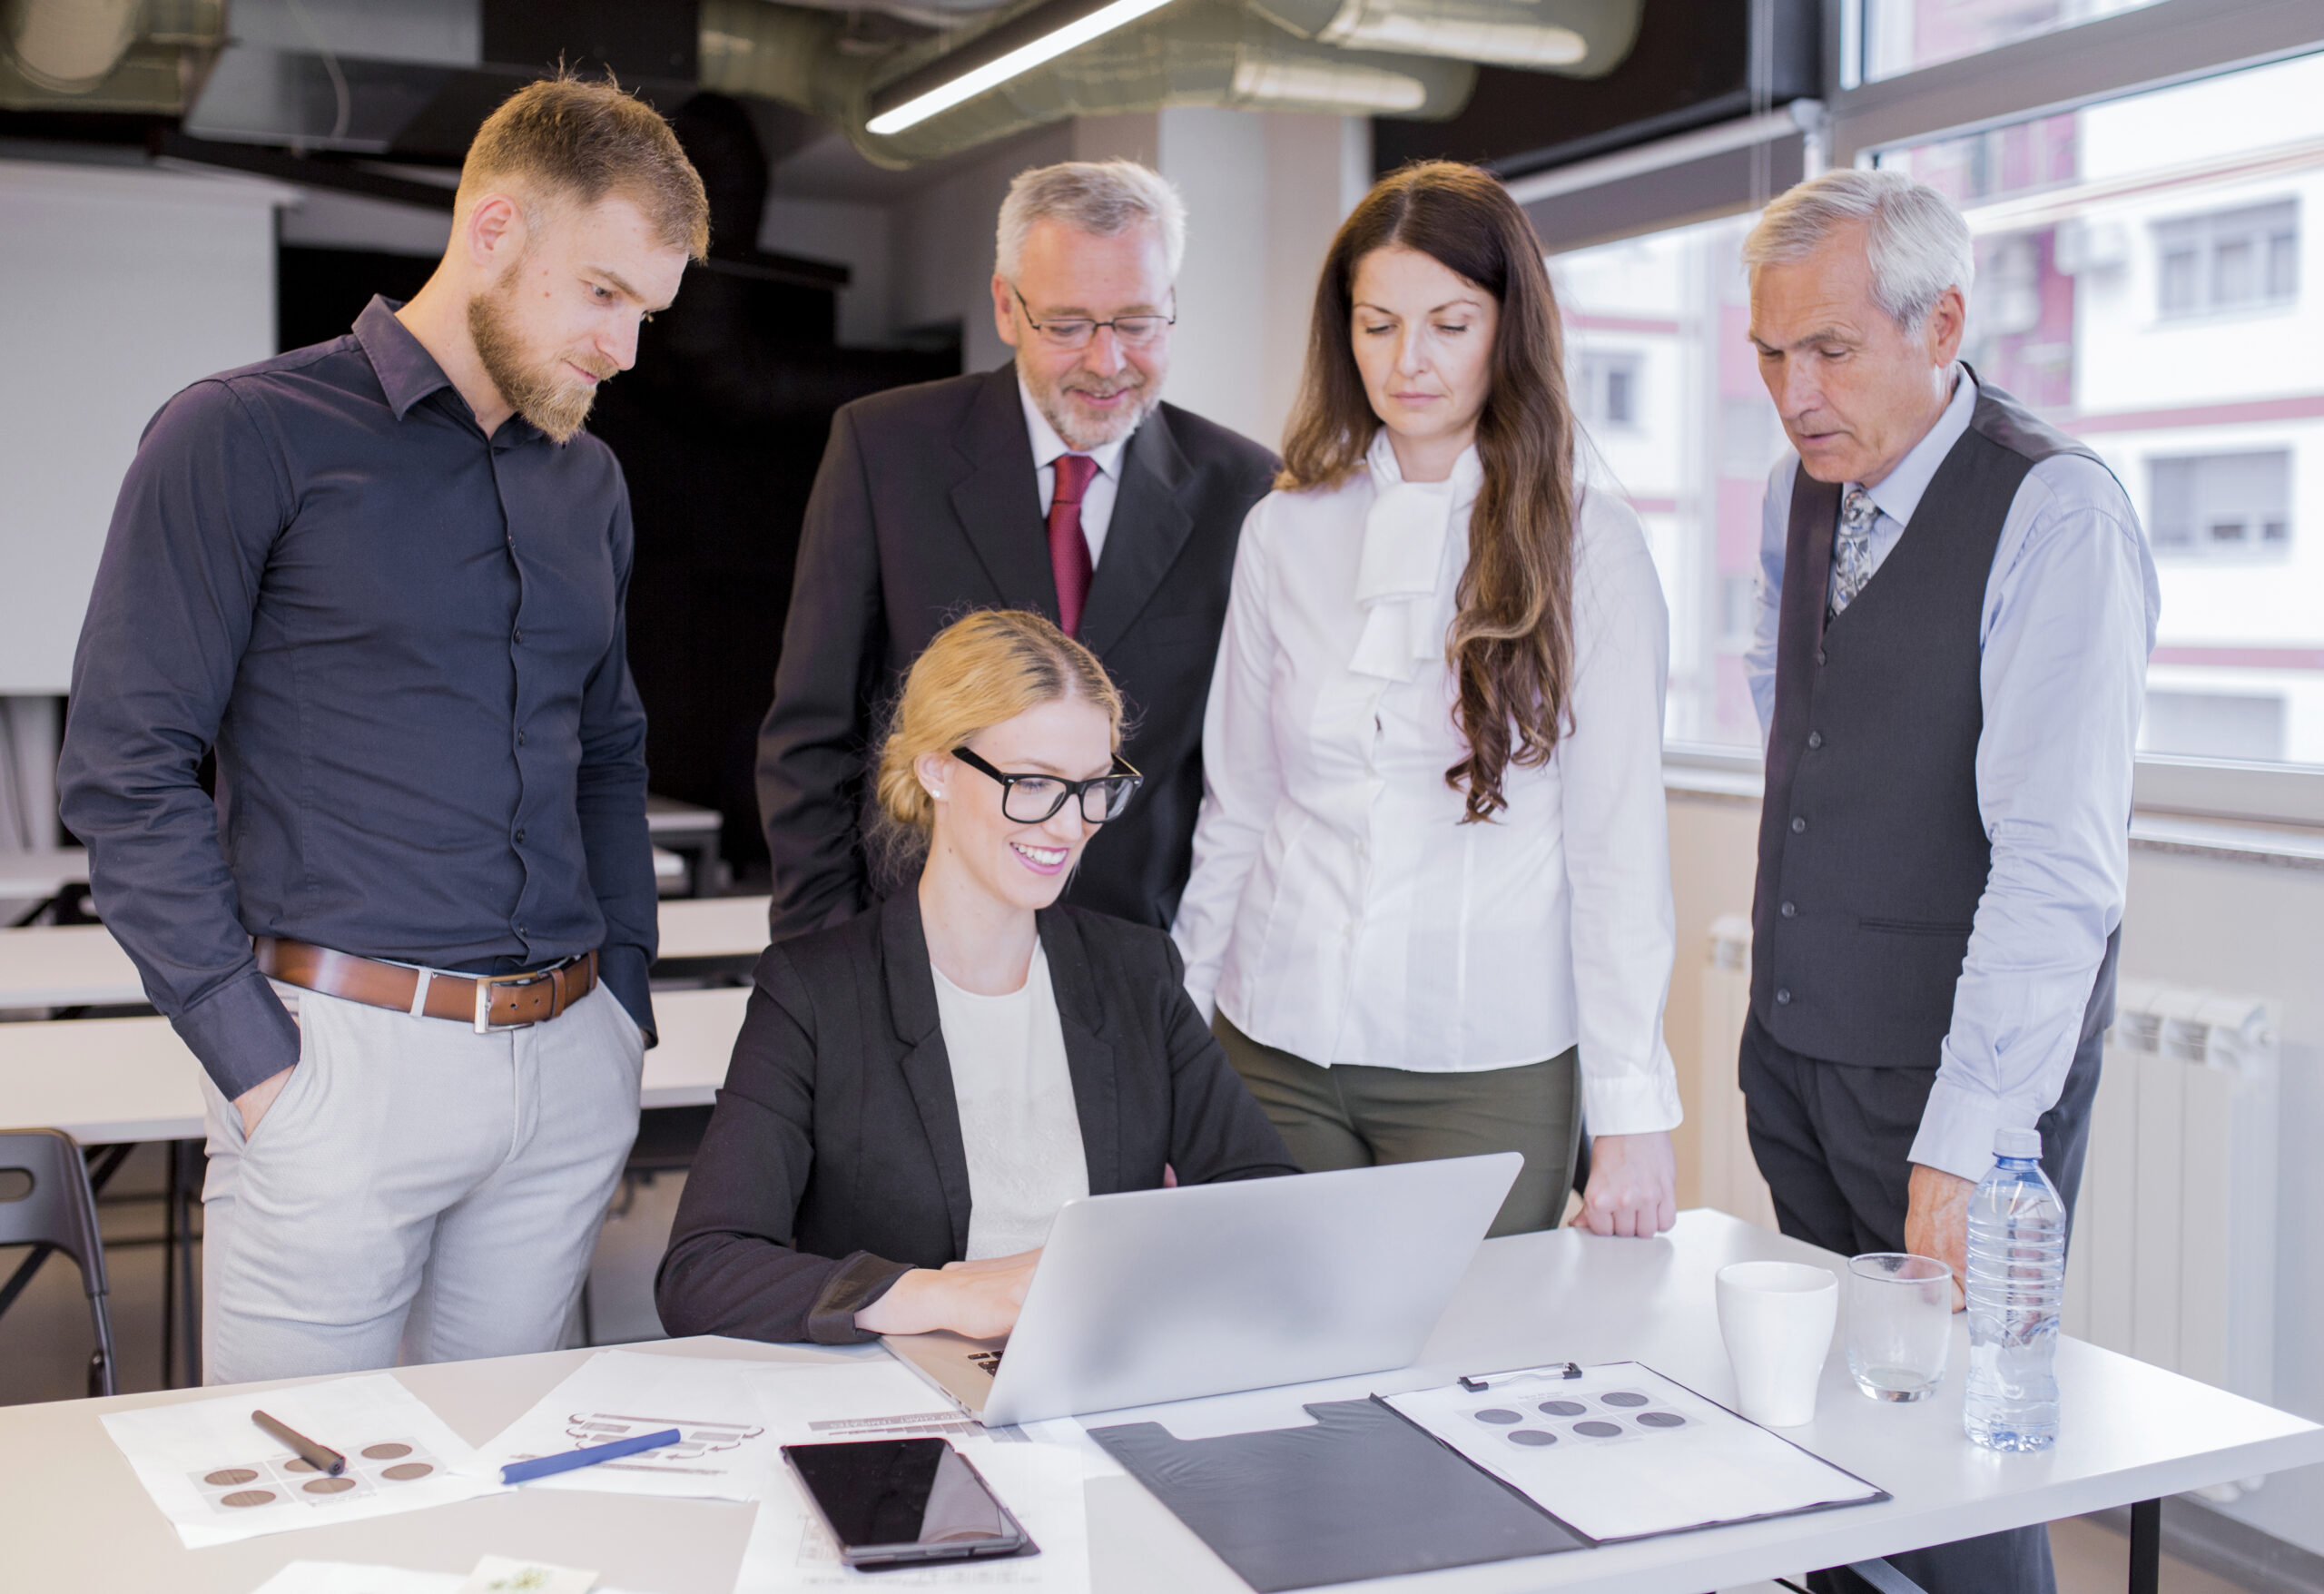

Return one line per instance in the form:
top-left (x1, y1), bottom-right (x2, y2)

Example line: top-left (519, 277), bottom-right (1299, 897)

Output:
top-left (1088, 1396), bottom-right (1589, 1591)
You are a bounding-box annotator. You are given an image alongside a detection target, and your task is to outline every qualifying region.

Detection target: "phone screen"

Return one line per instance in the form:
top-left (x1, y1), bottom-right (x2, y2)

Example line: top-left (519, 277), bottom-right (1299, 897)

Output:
top-left (783, 1439), bottom-right (1028, 1565)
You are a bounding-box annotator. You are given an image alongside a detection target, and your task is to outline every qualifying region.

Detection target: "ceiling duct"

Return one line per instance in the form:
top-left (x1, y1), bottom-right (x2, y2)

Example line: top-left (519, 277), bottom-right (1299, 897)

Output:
top-left (1243, 0), bottom-right (1640, 74)
top-left (702, 0), bottom-right (1477, 167)
top-left (0, 0), bottom-right (227, 111)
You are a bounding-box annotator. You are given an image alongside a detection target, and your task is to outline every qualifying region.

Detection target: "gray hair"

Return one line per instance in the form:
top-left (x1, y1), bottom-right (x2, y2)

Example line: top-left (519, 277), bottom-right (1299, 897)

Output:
top-left (1743, 169), bottom-right (1974, 332)
top-left (996, 160), bottom-right (1187, 282)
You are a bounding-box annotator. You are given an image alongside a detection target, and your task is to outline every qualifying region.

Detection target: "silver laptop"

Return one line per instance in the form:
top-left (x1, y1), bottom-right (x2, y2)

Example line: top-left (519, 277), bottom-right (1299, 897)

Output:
top-left (883, 1152), bottom-right (1521, 1428)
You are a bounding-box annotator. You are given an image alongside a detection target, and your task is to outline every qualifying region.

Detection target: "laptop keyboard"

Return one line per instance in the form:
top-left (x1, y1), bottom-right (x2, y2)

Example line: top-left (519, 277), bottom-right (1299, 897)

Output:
top-left (969, 1350), bottom-right (1004, 1375)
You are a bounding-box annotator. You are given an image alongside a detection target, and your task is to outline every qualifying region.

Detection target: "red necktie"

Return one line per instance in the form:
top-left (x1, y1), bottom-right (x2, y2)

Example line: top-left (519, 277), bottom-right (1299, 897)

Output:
top-left (1047, 453), bottom-right (1097, 637)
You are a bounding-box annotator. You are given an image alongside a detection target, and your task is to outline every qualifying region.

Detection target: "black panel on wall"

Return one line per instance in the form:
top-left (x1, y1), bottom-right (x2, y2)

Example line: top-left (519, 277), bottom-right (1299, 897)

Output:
top-left (278, 248), bottom-right (436, 354)
top-left (1374, 0), bottom-right (1819, 181)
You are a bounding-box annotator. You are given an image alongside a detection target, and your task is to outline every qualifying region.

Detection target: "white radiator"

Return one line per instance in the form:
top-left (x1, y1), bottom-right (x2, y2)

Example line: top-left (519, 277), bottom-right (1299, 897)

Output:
top-left (1696, 915), bottom-right (1777, 1229)
top-left (2064, 979), bottom-right (2279, 1408)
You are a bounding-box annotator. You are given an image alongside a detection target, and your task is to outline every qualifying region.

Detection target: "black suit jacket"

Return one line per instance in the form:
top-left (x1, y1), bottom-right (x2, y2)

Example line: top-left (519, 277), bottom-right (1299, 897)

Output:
top-left (755, 364), bottom-right (1278, 938)
top-left (653, 893), bottom-right (1298, 1344)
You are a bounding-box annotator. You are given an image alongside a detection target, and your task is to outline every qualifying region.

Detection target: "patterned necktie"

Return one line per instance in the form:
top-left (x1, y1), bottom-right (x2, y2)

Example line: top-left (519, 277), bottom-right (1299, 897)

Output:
top-left (1047, 452), bottom-right (1097, 637)
top-left (1829, 485), bottom-right (1879, 619)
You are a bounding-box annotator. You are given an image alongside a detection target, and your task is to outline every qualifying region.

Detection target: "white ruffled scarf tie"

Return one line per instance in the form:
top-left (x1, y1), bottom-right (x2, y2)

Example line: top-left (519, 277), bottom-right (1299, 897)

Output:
top-left (1349, 431), bottom-right (1482, 682)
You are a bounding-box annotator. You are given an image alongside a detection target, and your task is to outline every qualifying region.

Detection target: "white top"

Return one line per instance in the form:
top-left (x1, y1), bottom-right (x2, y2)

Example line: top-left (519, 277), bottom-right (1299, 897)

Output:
top-left (1173, 432), bottom-right (1683, 1136)
top-left (930, 941), bottom-right (1090, 1259)
top-left (1019, 375), bottom-right (1129, 566)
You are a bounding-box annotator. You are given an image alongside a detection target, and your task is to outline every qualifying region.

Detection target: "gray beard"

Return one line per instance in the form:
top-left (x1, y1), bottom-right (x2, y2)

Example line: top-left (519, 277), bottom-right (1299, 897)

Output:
top-left (1019, 351), bottom-right (1158, 451)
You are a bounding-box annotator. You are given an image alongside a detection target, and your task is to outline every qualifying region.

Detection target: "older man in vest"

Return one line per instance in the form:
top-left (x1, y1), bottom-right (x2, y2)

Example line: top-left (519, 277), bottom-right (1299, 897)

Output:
top-left (1738, 171), bottom-right (2158, 1594)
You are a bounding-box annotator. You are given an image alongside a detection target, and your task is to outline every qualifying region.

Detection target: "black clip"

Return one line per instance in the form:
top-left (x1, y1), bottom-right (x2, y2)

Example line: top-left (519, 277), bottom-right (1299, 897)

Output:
top-left (1458, 1374), bottom-right (1491, 1392)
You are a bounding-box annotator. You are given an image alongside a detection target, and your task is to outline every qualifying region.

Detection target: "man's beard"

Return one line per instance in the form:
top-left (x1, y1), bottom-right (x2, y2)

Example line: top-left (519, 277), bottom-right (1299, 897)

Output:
top-left (468, 281), bottom-right (612, 444)
top-left (1019, 349), bottom-right (1158, 451)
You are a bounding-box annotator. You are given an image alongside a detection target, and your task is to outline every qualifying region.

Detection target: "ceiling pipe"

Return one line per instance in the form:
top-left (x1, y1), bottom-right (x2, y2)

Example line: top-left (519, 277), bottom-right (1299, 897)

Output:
top-left (1242, 0), bottom-right (1640, 74)
top-left (2, 0), bottom-right (144, 93)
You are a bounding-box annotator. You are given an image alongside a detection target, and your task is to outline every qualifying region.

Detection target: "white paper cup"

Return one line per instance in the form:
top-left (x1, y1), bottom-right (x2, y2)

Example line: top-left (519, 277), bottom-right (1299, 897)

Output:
top-left (1716, 1260), bottom-right (1839, 1427)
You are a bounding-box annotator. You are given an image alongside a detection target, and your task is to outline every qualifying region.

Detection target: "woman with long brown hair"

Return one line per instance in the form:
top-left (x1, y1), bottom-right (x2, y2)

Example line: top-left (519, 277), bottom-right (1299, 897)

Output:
top-left (1172, 162), bottom-right (1681, 1237)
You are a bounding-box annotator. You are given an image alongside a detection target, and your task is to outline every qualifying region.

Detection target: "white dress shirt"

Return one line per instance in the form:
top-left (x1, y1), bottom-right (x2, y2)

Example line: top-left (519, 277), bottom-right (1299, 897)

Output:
top-left (1019, 377), bottom-right (1129, 567)
top-left (1746, 369), bottom-right (2161, 1182)
top-left (1173, 432), bottom-right (1684, 1137)
top-left (931, 941), bottom-right (1089, 1259)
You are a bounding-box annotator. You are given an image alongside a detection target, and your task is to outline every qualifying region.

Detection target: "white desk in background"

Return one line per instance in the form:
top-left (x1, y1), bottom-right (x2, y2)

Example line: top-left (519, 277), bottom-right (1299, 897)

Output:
top-left (0, 845), bottom-right (90, 920)
top-left (0, 985), bottom-right (751, 1145)
top-left (0, 896), bottom-right (773, 1013)
top-left (2, 1211), bottom-right (2315, 1593)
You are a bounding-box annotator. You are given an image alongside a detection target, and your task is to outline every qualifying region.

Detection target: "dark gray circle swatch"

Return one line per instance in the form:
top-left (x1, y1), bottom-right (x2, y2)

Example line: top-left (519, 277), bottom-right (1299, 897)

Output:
top-left (1601, 1392), bottom-right (1649, 1408)
top-left (1574, 1421), bottom-right (1624, 1438)
top-left (1638, 1412), bottom-right (1686, 1428)
top-left (1472, 1408), bottom-right (1522, 1424)
top-left (1538, 1400), bottom-right (1587, 1417)
top-left (1507, 1429), bottom-right (1558, 1447)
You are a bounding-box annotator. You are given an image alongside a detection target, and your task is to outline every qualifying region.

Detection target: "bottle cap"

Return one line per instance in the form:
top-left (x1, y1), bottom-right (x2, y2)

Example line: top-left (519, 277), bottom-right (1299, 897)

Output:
top-left (1994, 1127), bottom-right (2043, 1159)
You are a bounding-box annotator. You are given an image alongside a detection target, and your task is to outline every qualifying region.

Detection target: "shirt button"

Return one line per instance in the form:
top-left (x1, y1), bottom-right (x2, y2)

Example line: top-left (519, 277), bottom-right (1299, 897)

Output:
top-left (1780, 901), bottom-right (1797, 918)
top-left (515, 829), bottom-right (527, 843)
top-left (1807, 731), bottom-right (1824, 750)
top-left (517, 922), bottom-right (528, 936)
top-left (517, 731), bottom-right (527, 747)
top-left (1790, 815), bottom-right (1807, 833)
top-left (513, 629), bottom-right (524, 644)
top-left (1816, 649), bottom-right (1828, 667)
top-left (1775, 988), bottom-right (1792, 1006)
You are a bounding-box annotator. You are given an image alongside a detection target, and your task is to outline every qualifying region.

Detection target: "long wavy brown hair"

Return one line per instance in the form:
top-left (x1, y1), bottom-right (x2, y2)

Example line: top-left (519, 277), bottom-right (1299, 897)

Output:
top-left (1280, 161), bottom-right (1578, 823)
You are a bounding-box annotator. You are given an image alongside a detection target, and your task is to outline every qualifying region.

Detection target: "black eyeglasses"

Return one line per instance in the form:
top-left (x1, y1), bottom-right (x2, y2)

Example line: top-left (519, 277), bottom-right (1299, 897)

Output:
top-left (952, 746), bottom-right (1143, 824)
top-left (1010, 285), bottom-right (1176, 350)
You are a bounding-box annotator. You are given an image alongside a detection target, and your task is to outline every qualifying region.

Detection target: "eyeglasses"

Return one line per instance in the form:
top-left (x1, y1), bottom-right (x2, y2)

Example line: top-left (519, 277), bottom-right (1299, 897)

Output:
top-left (952, 745), bottom-right (1143, 824)
top-left (1011, 286), bottom-right (1176, 350)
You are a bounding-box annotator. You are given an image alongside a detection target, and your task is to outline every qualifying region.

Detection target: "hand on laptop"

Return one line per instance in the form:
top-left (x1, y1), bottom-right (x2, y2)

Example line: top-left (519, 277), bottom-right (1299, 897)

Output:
top-left (853, 1248), bottom-right (1043, 1340)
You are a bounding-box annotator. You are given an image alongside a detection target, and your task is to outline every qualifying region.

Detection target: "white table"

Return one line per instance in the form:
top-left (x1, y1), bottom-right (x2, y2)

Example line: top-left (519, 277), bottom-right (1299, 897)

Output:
top-left (3, 1211), bottom-right (2316, 1593)
top-left (0, 897), bottom-right (773, 1012)
top-left (0, 844), bottom-right (88, 904)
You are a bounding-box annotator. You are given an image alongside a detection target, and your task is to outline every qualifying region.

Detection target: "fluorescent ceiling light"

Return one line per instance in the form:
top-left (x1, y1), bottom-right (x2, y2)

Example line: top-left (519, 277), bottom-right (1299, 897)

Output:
top-left (866, 0), bottom-right (1179, 136)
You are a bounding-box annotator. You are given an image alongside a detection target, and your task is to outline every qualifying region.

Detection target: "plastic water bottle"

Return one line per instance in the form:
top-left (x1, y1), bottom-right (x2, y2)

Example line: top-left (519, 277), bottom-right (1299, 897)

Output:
top-left (1963, 1127), bottom-right (2066, 1451)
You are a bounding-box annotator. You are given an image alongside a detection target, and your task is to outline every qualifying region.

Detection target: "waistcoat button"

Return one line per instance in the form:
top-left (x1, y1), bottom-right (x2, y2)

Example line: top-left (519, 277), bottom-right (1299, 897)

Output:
top-left (1807, 731), bottom-right (1824, 750)
top-left (1775, 988), bottom-right (1792, 1005)
top-left (1790, 815), bottom-right (1807, 833)
top-left (1780, 901), bottom-right (1797, 917)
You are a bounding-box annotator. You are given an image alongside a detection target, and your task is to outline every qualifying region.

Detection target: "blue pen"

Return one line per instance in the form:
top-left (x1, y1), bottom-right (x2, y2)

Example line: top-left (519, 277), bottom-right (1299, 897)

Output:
top-left (501, 1427), bottom-right (684, 1486)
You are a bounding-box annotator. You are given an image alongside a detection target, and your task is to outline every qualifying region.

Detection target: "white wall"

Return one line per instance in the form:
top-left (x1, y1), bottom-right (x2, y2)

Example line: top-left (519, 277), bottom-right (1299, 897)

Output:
top-left (891, 124), bottom-right (1077, 372)
top-left (1665, 788), bottom-right (2324, 1556)
top-left (0, 161), bottom-right (289, 694)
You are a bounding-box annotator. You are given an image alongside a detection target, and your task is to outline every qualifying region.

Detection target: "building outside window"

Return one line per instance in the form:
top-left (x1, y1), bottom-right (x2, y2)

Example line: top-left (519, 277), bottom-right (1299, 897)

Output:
top-left (1573, 350), bottom-right (1643, 428)
top-left (1549, 45), bottom-right (2324, 768)
top-left (1857, 0), bottom-right (2165, 84)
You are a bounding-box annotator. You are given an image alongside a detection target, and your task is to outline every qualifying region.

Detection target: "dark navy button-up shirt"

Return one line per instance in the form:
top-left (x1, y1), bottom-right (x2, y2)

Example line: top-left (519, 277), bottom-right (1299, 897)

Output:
top-left (59, 298), bottom-right (658, 1098)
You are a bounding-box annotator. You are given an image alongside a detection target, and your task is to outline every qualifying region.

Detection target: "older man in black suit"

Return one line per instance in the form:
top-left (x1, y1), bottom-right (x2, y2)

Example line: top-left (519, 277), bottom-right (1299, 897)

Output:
top-left (757, 160), bottom-right (1278, 938)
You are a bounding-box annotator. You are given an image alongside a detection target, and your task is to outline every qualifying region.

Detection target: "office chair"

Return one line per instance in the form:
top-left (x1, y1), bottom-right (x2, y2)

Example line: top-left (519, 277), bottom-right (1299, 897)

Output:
top-left (0, 1127), bottom-right (117, 1397)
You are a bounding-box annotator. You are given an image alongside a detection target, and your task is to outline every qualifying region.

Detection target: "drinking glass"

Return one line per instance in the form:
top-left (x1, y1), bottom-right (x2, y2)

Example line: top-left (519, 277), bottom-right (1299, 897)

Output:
top-left (1846, 1253), bottom-right (1953, 1402)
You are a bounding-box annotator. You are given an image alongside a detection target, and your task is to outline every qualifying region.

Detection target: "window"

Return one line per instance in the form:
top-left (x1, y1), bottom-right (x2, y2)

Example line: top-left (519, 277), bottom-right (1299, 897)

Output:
top-left (1875, 49), bottom-right (2324, 768)
top-left (2147, 451), bottom-right (2293, 558)
top-left (1857, 0), bottom-right (2166, 84)
top-left (2140, 691), bottom-right (2289, 763)
top-left (2153, 202), bottom-right (2299, 318)
top-left (1574, 351), bottom-right (1642, 428)
top-left (1551, 215), bottom-right (1777, 751)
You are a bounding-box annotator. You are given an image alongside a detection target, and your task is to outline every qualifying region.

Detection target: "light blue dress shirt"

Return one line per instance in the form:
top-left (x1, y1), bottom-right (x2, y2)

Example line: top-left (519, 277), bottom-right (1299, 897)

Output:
top-left (1746, 369), bottom-right (2162, 1183)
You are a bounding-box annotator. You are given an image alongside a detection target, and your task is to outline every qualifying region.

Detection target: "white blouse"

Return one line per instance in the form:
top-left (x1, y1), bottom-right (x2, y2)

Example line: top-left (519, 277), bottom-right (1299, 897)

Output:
top-left (1171, 432), bottom-right (1683, 1137)
top-left (930, 943), bottom-right (1089, 1258)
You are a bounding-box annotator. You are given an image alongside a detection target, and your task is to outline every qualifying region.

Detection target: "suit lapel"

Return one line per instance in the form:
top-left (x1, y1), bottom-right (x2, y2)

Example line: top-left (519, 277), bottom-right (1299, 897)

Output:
top-left (1038, 909), bottom-right (1121, 1196)
top-left (948, 366), bottom-right (1058, 616)
top-left (880, 895), bottom-right (973, 1256)
top-left (1077, 407), bottom-right (1195, 656)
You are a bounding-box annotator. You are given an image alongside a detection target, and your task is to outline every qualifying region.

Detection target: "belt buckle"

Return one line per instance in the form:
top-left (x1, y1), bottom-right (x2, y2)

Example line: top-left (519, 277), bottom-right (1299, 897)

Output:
top-left (474, 969), bottom-right (549, 1034)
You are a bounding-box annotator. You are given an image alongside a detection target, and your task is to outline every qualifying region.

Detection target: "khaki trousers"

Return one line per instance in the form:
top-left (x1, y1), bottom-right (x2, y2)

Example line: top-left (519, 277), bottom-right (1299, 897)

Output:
top-left (1213, 1015), bottom-right (1581, 1237)
top-left (196, 982), bottom-right (644, 1385)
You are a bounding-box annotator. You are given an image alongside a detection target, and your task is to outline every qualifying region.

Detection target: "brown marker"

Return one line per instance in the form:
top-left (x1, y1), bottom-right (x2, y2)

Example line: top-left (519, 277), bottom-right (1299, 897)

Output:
top-left (252, 1409), bottom-right (346, 1477)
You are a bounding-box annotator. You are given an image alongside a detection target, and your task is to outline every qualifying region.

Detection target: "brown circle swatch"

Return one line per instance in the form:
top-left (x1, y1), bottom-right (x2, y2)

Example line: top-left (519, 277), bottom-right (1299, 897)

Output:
top-left (362, 1442), bottom-right (413, 1461)
top-left (204, 1468), bottom-right (260, 1487)
top-left (222, 1489), bottom-right (276, 1508)
top-left (381, 1461), bottom-right (434, 1481)
top-left (283, 1457), bottom-right (319, 1473)
top-left (302, 1476), bottom-right (357, 1495)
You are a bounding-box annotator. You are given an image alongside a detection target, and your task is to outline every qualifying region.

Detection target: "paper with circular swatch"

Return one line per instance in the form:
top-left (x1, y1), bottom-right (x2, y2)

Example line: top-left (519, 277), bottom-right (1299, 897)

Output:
top-left (98, 1373), bottom-right (504, 1549)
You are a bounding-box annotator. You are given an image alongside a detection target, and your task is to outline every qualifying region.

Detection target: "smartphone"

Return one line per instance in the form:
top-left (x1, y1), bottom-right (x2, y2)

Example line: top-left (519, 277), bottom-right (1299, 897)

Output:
top-left (781, 1438), bottom-right (1031, 1569)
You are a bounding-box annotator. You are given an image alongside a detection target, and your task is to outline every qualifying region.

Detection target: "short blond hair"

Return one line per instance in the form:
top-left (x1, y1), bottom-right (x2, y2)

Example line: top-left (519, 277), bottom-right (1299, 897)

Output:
top-left (460, 74), bottom-right (710, 260)
top-left (875, 612), bottom-right (1124, 844)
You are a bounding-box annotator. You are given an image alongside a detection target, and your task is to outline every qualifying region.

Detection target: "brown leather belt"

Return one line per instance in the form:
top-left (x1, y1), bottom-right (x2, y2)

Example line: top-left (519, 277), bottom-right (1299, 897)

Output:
top-left (255, 938), bottom-right (597, 1033)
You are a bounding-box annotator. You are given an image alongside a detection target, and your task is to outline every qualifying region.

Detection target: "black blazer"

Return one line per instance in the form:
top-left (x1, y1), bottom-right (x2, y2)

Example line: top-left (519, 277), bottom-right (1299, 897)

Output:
top-left (654, 893), bottom-right (1298, 1344)
top-left (754, 364), bottom-right (1278, 940)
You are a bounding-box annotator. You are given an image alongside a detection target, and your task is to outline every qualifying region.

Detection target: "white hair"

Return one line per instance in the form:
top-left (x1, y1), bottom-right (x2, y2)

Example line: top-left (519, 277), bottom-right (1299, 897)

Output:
top-left (995, 160), bottom-right (1187, 282)
top-left (1743, 168), bottom-right (1974, 332)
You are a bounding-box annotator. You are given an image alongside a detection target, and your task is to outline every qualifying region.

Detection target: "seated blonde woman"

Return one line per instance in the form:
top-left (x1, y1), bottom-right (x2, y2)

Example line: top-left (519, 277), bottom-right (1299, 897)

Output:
top-left (655, 610), bottom-right (1297, 1344)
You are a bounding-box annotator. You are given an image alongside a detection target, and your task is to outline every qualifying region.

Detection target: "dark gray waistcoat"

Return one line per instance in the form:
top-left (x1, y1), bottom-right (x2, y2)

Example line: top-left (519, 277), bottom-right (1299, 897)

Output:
top-left (1749, 375), bottom-right (2119, 1068)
